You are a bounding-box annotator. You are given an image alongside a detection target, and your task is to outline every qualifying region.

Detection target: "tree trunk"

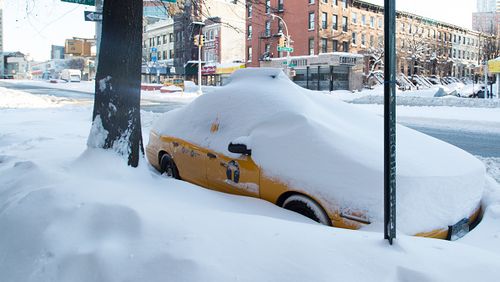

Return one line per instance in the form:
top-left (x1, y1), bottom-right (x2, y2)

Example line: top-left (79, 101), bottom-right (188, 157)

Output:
top-left (87, 0), bottom-right (143, 167)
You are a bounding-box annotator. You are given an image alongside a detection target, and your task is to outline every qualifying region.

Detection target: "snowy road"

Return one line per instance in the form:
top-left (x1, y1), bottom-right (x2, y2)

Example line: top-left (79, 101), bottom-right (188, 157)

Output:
top-left (1, 81), bottom-right (499, 158)
top-left (0, 81), bottom-right (186, 113)
top-left (402, 123), bottom-right (500, 158)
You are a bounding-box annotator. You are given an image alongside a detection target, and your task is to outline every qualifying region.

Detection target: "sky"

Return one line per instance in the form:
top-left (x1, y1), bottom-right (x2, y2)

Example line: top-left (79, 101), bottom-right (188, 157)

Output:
top-left (3, 0), bottom-right (478, 62)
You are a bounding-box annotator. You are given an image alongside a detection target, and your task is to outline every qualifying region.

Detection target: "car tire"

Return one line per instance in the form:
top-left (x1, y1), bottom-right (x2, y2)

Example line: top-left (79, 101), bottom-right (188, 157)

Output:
top-left (159, 153), bottom-right (180, 179)
top-left (282, 194), bottom-right (331, 226)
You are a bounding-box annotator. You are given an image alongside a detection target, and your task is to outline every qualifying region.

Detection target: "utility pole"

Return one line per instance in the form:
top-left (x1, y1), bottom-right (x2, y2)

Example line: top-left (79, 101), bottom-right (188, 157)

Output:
top-left (95, 0), bottom-right (103, 72)
top-left (384, 0), bottom-right (397, 245)
top-left (193, 21), bottom-right (205, 95)
top-left (271, 14), bottom-right (291, 75)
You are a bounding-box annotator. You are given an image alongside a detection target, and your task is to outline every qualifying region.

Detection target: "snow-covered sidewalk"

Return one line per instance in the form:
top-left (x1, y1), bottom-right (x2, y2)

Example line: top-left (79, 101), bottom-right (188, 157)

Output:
top-left (1, 87), bottom-right (500, 281)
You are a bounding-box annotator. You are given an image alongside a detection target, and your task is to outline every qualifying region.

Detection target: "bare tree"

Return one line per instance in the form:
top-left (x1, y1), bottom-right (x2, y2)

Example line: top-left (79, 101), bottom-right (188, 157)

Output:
top-left (400, 31), bottom-right (430, 78)
top-left (87, 0), bottom-right (143, 167)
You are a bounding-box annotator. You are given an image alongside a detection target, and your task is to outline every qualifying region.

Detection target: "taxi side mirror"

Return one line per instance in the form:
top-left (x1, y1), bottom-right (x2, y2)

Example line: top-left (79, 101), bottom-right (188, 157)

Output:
top-left (228, 143), bottom-right (252, 156)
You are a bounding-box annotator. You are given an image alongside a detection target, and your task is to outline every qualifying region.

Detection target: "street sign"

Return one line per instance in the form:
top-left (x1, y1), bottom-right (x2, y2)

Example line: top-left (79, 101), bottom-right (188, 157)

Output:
top-left (277, 46), bottom-right (294, 52)
top-left (84, 11), bottom-right (103, 22)
top-left (61, 0), bottom-right (95, 6)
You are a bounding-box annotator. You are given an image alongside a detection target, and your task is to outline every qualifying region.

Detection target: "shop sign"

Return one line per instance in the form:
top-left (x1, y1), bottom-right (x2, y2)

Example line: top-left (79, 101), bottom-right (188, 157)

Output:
top-left (488, 59), bottom-right (500, 74)
top-left (339, 56), bottom-right (357, 66)
top-left (216, 64), bottom-right (245, 74)
top-left (202, 66), bottom-right (216, 75)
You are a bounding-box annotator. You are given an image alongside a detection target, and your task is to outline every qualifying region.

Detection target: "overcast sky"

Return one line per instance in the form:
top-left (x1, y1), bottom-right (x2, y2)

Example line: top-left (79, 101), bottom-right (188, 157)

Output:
top-left (3, 0), bottom-right (477, 61)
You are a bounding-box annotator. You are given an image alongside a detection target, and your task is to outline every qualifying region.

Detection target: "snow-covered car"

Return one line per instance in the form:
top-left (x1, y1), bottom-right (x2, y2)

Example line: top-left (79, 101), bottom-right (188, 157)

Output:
top-left (147, 68), bottom-right (484, 240)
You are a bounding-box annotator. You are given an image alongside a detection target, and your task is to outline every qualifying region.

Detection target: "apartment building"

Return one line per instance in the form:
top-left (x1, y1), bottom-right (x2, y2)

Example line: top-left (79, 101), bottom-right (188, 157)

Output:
top-left (246, 0), bottom-right (495, 80)
top-left (142, 18), bottom-right (175, 83)
top-left (0, 0), bottom-right (4, 77)
top-left (170, 0), bottom-right (245, 83)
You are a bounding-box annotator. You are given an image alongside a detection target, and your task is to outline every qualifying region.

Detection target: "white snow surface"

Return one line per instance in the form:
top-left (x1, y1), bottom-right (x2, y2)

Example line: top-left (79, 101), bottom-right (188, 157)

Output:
top-left (2, 81), bottom-right (500, 281)
top-left (153, 68), bottom-right (486, 235)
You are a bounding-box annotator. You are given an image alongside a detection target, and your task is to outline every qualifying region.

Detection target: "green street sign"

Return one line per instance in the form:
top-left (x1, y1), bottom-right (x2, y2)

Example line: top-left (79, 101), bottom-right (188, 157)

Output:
top-left (277, 46), bottom-right (294, 52)
top-left (61, 0), bottom-right (95, 6)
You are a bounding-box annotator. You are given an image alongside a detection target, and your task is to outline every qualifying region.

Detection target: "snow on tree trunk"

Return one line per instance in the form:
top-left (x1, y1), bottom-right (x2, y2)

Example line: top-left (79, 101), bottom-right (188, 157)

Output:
top-left (88, 0), bottom-right (143, 167)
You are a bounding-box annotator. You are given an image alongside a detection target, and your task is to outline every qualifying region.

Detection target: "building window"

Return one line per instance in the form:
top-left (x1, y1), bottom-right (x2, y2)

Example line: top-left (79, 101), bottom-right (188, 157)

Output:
top-left (169, 49), bottom-right (174, 59)
top-left (343, 41), bottom-right (349, 52)
top-left (163, 35), bottom-right (167, 44)
top-left (361, 14), bottom-right (366, 25)
top-left (332, 14), bottom-right (338, 30)
top-left (278, 19), bottom-right (284, 34)
top-left (342, 0), bottom-right (347, 9)
top-left (266, 0), bottom-right (270, 14)
top-left (401, 23), bottom-right (405, 33)
top-left (342, 16), bottom-right (348, 32)
top-left (309, 0), bottom-right (315, 4)
top-left (247, 25), bottom-right (252, 39)
top-left (169, 33), bottom-right (174, 42)
top-left (309, 12), bottom-right (315, 30)
top-left (322, 13), bottom-right (328, 29)
top-left (321, 38), bottom-right (328, 53)
top-left (309, 38), bottom-right (315, 55)
top-left (157, 36), bottom-right (160, 45)
top-left (247, 4), bottom-right (252, 17)
top-left (332, 40), bottom-right (338, 52)
top-left (352, 32), bottom-right (357, 44)
top-left (278, 0), bottom-right (284, 11)
top-left (370, 35), bottom-right (374, 47)
top-left (361, 33), bottom-right (366, 45)
top-left (378, 18), bottom-right (383, 28)
top-left (333, 0), bottom-right (338, 5)
top-left (163, 51), bottom-right (166, 60)
top-left (265, 21), bottom-right (271, 36)
top-left (248, 46), bottom-right (252, 61)
top-left (352, 13), bottom-right (357, 24)
top-left (265, 43), bottom-right (270, 54)
top-left (370, 16), bottom-right (374, 28)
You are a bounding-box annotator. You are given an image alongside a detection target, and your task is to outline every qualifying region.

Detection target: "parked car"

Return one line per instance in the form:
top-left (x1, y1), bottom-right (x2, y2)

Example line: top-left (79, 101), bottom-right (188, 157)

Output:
top-left (147, 68), bottom-right (484, 240)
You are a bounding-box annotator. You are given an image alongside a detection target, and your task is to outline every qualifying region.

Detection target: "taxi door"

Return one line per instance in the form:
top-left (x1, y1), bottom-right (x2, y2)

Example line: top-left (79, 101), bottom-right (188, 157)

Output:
top-left (168, 138), bottom-right (208, 187)
top-left (206, 152), bottom-right (260, 198)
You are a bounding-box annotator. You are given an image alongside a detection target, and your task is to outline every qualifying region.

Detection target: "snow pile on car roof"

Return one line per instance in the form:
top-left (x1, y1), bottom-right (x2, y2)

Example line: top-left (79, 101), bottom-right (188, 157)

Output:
top-left (153, 68), bottom-right (485, 235)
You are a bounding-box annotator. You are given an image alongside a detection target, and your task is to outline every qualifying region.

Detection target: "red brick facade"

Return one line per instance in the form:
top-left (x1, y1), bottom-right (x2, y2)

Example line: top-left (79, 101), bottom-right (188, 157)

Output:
top-left (246, 0), bottom-right (319, 67)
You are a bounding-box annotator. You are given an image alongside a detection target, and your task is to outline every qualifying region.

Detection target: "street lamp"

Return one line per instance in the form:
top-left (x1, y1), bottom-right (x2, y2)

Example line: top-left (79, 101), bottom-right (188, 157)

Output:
top-left (270, 14), bottom-right (291, 74)
top-left (193, 21), bottom-right (205, 95)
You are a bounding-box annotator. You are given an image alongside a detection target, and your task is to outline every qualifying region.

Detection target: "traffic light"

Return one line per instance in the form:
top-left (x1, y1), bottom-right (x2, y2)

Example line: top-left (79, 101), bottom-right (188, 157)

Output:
top-left (200, 35), bottom-right (205, 46)
top-left (194, 35), bottom-right (199, 46)
top-left (278, 36), bottom-right (285, 48)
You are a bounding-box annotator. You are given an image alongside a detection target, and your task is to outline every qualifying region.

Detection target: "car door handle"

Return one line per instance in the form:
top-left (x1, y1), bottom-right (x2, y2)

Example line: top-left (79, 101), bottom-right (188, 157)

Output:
top-left (207, 152), bottom-right (217, 159)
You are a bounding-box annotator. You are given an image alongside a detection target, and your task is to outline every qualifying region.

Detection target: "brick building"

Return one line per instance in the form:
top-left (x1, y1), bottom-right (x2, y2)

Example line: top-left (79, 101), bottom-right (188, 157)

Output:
top-left (246, 0), bottom-right (495, 82)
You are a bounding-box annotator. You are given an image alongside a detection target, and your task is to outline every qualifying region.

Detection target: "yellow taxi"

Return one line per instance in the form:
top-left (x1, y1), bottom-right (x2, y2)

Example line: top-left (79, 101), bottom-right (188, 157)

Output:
top-left (147, 68), bottom-right (483, 240)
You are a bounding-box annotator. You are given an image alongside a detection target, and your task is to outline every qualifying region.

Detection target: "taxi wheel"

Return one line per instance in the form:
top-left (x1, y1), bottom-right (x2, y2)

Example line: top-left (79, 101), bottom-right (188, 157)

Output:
top-left (283, 195), bottom-right (331, 226)
top-left (160, 153), bottom-right (180, 179)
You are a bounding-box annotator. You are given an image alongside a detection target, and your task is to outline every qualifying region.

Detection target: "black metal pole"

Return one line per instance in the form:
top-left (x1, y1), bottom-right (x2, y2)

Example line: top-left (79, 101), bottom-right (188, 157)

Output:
top-left (384, 0), bottom-right (397, 245)
top-left (317, 66), bottom-right (320, 90)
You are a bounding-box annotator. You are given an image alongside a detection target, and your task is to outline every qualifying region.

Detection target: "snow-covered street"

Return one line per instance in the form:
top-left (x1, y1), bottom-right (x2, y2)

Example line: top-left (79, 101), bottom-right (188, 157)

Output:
top-left (1, 82), bottom-right (500, 281)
